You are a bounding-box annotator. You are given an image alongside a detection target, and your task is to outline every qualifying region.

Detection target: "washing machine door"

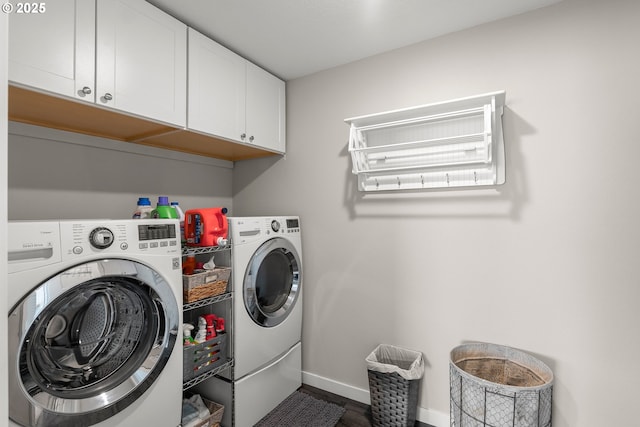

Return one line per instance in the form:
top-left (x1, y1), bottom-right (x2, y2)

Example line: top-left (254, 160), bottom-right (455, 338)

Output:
top-left (8, 259), bottom-right (179, 427)
top-left (244, 237), bottom-right (302, 327)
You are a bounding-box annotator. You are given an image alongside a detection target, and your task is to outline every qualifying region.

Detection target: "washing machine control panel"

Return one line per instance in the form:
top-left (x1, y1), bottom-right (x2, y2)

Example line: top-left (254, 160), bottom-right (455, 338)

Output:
top-left (137, 223), bottom-right (177, 241)
top-left (58, 220), bottom-right (180, 257)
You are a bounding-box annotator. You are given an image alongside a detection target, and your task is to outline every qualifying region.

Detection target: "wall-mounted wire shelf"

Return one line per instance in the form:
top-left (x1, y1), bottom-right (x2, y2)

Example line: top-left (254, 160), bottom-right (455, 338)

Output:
top-left (345, 91), bottom-right (506, 192)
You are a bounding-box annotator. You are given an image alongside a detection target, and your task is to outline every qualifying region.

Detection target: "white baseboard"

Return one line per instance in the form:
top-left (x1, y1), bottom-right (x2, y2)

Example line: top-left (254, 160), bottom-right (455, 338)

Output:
top-left (302, 371), bottom-right (450, 427)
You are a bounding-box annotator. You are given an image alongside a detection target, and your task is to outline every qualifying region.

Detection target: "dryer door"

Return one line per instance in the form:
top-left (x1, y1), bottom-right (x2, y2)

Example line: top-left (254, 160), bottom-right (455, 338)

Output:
top-left (8, 259), bottom-right (179, 427)
top-left (244, 237), bottom-right (302, 327)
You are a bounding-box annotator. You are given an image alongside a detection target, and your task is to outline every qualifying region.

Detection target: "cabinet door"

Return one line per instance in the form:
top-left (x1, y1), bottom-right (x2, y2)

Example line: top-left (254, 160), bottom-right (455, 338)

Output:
top-left (246, 62), bottom-right (286, 153)
top-left (96, 0), bottom-right (186, 127)
top-left (188, 28), bottom-right (246, 143)
top-left (9, 0), bottom-right (95, 102)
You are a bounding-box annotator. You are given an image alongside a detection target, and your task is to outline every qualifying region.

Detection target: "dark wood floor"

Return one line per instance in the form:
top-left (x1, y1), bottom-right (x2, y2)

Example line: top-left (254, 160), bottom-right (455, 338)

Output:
top-left (299, 384), bottom-right (434, 427)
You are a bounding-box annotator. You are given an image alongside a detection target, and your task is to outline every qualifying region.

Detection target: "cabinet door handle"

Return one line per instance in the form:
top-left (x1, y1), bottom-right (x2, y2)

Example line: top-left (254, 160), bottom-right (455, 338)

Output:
top-left (240, 133), bottom-right (246, 140)
top-left (81, 86), bottom-right (92, 95)
top-left (103, 93), bottom-right (113, 102)
top-left (249, 135), bottom-right (255, 142)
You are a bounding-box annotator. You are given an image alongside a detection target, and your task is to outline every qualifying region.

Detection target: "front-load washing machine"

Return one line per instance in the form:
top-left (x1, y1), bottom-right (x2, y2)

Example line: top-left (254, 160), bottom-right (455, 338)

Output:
top-left (7, 219), bottom-right (183, 427)
top-left (229, 216), bottom-right (303, 427)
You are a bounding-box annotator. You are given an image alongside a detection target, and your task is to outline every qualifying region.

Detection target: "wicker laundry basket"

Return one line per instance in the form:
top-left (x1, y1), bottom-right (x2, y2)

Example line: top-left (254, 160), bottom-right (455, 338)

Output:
top-left (449, 343), bottom-right (554, 427)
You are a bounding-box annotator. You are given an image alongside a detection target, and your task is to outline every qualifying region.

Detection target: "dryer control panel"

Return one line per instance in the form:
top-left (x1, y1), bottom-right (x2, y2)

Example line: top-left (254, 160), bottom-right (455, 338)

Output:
top-left (229, 216), bottom-right (301, 246)
top-left (269, 218), bottom-right (300, 234)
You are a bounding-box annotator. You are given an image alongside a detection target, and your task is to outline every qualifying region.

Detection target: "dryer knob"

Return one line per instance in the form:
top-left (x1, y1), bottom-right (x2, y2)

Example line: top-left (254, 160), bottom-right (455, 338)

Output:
top-left (271, 220), bottom-right (280, 232)
top-left (89, 227), bottom-right (115, 249)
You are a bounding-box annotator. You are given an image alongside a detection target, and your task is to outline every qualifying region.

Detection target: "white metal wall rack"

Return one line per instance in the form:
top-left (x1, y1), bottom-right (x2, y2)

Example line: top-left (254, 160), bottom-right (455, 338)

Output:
top-left (345, 91), bottom-right (506, 192)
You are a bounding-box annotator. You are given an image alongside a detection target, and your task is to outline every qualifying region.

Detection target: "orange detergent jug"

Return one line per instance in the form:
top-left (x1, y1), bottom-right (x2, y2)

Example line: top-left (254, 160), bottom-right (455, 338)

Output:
top-left (184, 207), bottom-right (229, 247)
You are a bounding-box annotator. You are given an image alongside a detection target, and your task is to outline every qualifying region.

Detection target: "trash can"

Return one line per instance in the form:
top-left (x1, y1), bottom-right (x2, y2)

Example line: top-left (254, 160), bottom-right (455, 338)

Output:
top-left (366, 344), bottom-right (424, 427)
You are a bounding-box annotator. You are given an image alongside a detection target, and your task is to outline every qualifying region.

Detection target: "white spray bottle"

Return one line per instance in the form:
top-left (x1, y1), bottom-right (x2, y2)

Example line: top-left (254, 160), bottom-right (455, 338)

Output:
top-left (183, 324), bottom-right (195, 346)
top-left (194, 317), bottom-right (208, 343)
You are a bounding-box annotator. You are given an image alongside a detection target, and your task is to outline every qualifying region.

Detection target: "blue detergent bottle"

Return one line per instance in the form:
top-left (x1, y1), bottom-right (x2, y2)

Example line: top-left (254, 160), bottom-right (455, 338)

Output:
top-left (133, 197), bottom-right (153, 219)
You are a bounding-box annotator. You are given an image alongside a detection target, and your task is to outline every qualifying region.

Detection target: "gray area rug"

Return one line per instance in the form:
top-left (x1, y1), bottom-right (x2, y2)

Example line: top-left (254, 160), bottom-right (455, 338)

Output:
top-left (254, 391), bottom-right (346, 427)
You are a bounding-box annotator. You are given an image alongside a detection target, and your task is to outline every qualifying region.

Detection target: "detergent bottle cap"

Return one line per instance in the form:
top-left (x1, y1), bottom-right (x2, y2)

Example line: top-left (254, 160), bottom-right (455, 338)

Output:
top-left (137, 197), bottom-right (151, 206)
top-left (157, 196), bottom-right (170, 206)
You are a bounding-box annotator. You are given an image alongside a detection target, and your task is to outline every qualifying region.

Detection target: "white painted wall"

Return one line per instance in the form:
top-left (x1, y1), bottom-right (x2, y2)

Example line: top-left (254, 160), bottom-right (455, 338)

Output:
top-left (8, 123), bottom-right (234, 219)
top-left (232, 0), bottom-right (640, 425)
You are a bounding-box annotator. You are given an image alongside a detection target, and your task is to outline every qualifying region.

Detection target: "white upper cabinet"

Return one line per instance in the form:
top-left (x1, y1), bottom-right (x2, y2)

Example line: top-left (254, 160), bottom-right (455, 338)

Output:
top-left (96, 0), bottom-right (186, 127)
top-left (8, 2), bottom-right (283, 159)
top-left (9, 0), bottom-right (96, 102)
top-left (188, 28), bottom-right (286, 153)
top-left (188, 29), bottom-right (246, 143)
top-left (246, 61), bottom-right (286, 153)
top-left (9, 0), bottom-right (187, 127)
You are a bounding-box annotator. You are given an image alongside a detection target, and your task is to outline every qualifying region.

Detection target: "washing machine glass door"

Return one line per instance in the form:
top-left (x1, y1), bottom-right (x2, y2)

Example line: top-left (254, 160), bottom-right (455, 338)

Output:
top-left (8, 259), bottom-right (179, 427)
top-left (244, 237), bottom-right (302, 327)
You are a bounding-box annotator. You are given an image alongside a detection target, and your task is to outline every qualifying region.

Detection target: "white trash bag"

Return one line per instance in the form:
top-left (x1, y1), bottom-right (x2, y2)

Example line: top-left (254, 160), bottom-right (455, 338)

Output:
top-left (366, 344), bottom-right (424, 381)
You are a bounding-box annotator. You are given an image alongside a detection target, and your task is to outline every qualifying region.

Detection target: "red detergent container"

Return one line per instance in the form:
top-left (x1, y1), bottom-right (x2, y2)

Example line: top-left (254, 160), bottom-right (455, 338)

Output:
top-left (184, 207), bottom-right (229, 247)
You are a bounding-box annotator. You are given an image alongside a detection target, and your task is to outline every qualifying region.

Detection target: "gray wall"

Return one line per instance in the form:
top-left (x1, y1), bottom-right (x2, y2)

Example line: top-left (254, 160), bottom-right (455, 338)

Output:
top-left (232, 0), bottom-right (640, 425)
top-left (1, 12), bottom-right (9, 427)
top-left (8, 123), bottom-right (234, 219)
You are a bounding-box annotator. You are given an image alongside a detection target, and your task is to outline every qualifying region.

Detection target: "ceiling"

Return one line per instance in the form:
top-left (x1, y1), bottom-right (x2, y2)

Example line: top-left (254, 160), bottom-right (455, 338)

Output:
top-left (147, 0), bottom-right (563, 81)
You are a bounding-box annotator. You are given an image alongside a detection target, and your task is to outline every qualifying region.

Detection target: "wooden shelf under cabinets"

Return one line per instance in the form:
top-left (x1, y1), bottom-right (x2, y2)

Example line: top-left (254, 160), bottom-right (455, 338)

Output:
top-left (136, 128), bottom-right (272, 161)
top-left (8, 85), bottom-right (278, 162)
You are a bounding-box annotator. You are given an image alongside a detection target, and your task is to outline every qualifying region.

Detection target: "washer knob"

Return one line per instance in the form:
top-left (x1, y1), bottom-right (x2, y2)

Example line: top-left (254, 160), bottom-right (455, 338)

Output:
top-left (89, 227), bottom-right (114, 249)
top-left (271, 220), bottom-right (280, 232)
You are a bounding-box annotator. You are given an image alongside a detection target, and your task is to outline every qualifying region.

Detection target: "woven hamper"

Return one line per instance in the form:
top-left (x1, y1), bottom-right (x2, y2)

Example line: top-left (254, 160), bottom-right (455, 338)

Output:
top-left (449, 343), bottom-right (554, 427)
top-left (368, 370), bottom-right (420, 426)
top-left (366, 344), bottom-right (424, 427)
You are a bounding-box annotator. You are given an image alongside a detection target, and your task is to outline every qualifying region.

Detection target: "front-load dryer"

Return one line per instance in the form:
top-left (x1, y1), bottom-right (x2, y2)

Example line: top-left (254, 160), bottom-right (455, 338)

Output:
top-left (228, 216), bottom-right (303, 427)
top-left (7, 220), bottom-right (183, 427)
